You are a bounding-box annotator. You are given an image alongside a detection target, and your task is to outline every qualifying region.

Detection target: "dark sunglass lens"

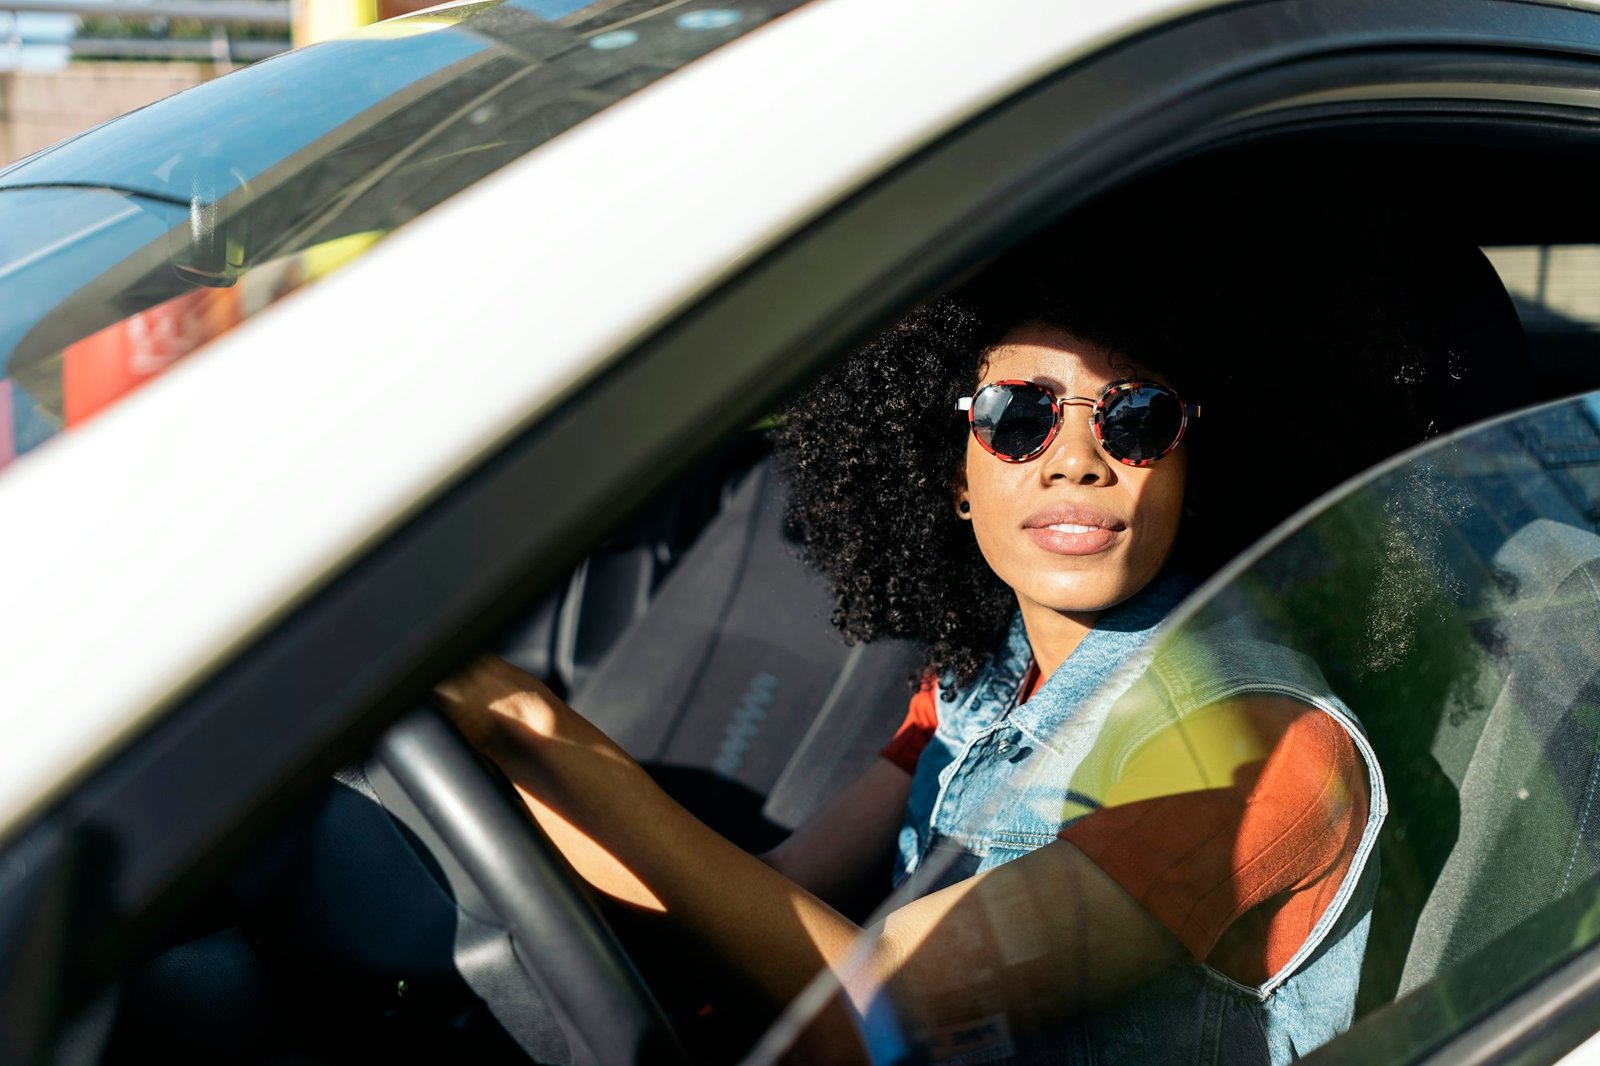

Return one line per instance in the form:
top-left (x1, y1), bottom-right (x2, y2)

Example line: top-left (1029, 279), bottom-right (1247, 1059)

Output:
top-left (1100, 386), bottom-right (1184, 463)
top-left (973, 384), bottom-right (1055, 458)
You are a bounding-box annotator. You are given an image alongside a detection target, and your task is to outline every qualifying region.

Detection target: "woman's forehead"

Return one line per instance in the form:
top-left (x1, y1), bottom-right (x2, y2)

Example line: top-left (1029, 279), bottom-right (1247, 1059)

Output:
top-left (978, 323), bottom-right (1158, 388)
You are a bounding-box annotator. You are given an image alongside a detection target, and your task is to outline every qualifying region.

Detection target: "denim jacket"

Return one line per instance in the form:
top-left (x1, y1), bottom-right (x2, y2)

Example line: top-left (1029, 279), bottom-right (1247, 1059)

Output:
top-left (886, 573), bottom-right (1388, 1064)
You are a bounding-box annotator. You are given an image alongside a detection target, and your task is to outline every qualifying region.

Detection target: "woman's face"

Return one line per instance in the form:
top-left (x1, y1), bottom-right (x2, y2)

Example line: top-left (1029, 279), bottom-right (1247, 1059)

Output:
top-left (960, 323), bottom-right (1188, 623)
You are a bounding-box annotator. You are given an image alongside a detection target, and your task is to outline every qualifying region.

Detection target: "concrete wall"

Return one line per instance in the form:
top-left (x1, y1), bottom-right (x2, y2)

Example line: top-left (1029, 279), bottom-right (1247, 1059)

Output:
top-left (0, 62), bottom-right (215, 167)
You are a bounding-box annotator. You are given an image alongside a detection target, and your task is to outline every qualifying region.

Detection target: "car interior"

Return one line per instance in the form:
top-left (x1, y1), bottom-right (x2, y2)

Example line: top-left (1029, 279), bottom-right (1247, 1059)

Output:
top-left (38, 90), bottom-right (1600, 1066)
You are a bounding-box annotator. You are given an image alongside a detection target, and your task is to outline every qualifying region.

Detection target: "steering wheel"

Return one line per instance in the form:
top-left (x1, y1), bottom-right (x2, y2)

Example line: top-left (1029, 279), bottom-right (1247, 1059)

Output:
top-left (369, 706), bottom-right (686, 1064)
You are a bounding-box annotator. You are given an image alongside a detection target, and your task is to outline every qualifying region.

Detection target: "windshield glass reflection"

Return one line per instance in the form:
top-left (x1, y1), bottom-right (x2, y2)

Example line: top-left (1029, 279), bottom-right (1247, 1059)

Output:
top-left (0, 0), bottom-right (807, 474)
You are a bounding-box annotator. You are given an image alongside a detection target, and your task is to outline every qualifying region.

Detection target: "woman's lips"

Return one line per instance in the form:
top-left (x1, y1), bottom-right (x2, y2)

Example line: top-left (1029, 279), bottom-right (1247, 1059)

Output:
top-left (1023, 506), bottom-right (1126, 556)
top-left (1027, 525), bottom-right (1122, 555)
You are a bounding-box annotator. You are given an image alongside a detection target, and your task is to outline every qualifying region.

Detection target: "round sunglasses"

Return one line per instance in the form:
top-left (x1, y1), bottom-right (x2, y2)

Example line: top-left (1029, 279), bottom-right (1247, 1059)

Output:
top-left (956, 379), bottom-right (1201, 467)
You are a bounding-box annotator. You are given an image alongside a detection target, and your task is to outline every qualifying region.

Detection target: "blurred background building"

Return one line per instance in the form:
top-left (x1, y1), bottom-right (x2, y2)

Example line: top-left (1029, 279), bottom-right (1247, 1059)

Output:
top-left (0, 0), bottom-right (430, 166)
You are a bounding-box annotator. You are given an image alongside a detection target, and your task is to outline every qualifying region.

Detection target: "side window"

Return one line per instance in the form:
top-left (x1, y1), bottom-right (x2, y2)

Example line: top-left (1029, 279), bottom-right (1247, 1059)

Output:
top-left (794, 393), bottom-right (1600, 1063)
top-left (1203, 393), bottom-right (1600, 999)
top-left (1291, 392), bottom-right (1600, 1054)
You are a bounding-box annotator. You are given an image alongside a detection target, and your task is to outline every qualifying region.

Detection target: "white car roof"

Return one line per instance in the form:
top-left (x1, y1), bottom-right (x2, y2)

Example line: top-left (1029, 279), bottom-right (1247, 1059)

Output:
top-left (0, 0), bottom-right (1216, 837)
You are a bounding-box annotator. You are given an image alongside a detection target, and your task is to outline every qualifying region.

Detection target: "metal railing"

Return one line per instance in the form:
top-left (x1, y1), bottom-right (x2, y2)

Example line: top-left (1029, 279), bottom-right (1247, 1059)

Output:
top-left (1, 0), bottom-right (291, 64)
top-left (2, 0), bottom-right (287, 26)
top-left (68, 35), bottom-right (288, 58)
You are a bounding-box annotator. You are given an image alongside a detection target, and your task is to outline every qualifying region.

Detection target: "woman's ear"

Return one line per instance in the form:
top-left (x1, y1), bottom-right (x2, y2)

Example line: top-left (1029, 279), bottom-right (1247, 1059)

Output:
top-left (953, 469), bottom-right (972, 521)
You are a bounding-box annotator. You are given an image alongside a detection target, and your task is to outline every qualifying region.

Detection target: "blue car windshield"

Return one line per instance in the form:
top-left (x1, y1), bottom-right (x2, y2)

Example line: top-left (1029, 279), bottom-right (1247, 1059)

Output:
top-left (0, 0), bottom-right (807, 472)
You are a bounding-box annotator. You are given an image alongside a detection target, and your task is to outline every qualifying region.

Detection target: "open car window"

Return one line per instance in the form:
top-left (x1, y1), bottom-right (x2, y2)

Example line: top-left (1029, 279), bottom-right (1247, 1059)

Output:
top-left (747, 391), bottom-right (1600, 1063)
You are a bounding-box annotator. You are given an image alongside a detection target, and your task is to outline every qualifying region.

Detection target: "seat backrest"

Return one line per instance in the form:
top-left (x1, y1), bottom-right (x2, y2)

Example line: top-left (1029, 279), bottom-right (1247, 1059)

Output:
top-left (569, 458), bottom-right (919, 847)
top-left (496, 435), bottom-right (768, 698)
top-left (1399, 518), bottom-right (1600, 992)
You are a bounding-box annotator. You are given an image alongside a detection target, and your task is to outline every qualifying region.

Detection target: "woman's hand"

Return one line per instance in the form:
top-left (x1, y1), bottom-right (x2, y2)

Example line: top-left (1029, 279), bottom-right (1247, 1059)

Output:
top-left (432, 654), bottom-right (564, 754)
top-left (430, 652), bottom-right (869, 1028)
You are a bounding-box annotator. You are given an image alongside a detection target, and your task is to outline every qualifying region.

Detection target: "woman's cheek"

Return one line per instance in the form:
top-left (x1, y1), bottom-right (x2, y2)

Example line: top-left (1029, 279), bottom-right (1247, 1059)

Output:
top-left (965, 496), bottom-right (1018, 587)
top-left (962, 454), bottom-right (1028, 582)
top-left (1127, 457), bottom-right (1189, 577)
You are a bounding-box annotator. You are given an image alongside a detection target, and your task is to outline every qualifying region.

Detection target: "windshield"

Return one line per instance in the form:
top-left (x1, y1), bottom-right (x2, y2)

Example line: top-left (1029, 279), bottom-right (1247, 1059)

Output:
top-left (749, 392), bottom-right (1600, 1063)
top-left (0, 0), bottom-right (806, 472)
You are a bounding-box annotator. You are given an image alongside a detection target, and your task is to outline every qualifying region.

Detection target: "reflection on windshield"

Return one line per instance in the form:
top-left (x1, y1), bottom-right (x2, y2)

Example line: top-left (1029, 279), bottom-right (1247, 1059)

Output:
top-left (64, 287), bottom-right (242, 424)
top-left (0, 0), bottom-right (807, 473)
top-left (755, 393), bottom-right (1600, 1064)
top-left (0, 32), bottom-right (491, 201)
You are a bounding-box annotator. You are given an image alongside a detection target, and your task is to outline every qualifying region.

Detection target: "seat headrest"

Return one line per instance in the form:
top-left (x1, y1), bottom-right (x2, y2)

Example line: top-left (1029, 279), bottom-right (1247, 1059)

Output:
top-left (1409, 238), bottom-right (1533, 434)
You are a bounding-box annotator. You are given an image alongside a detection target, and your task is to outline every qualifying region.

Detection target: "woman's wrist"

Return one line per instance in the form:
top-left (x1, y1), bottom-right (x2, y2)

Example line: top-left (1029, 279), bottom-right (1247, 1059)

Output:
top-left (434, 655), bottom-right (565, 753)
top-left (480, 689), bottom-right (565, 759)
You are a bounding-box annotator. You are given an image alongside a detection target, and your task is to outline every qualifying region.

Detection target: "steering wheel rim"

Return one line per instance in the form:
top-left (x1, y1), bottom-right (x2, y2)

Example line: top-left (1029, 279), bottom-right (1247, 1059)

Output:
top-left (371, 705), bottom-right (685, 1065)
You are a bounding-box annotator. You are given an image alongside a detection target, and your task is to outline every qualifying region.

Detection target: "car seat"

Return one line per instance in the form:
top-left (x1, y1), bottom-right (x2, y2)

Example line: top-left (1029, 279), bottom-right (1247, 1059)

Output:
top-left (1399, 518), bottom-right (1600, 991)
top-left (529, 455), bottom-right (919, 849)
top-left (1305, 507), bottom-right (1600, 1061)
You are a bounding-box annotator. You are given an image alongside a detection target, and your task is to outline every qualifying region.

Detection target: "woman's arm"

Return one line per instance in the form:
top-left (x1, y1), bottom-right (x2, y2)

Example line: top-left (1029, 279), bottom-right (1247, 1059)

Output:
top-left (872, 839), bottom-right (1183, 1034)
top-left (434, 655), bottom-right (1181, 1054)
top-left (434, 655), bottom-right (862, 1006)
top-left (761, 759), bottom-right (911, 919)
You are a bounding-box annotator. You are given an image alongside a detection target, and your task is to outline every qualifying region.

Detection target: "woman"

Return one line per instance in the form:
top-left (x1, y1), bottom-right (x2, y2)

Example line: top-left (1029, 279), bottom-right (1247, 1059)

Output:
top-left (436, 177), bottom-right (1458, 1063)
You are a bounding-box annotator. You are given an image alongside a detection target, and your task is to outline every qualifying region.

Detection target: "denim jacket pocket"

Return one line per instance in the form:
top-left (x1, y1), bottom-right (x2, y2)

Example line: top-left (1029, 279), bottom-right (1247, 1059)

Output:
top-left (986, 830), bottom-right (1057, 853)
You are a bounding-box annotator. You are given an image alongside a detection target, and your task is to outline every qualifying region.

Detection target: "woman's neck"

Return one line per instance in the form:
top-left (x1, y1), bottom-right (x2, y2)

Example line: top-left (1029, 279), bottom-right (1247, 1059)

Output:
top-left (1016, 600), bottom-right (1100, 682)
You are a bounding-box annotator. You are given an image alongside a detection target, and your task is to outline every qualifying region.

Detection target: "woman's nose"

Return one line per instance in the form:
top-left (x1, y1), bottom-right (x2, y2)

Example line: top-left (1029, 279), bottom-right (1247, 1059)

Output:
top-left (1041, 411), bottom-right (1111, 485)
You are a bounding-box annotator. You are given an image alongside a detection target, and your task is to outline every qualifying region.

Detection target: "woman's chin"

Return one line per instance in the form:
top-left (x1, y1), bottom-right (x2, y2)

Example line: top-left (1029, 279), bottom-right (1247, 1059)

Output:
top-left (1017, 566), bottom-right (1162, 620)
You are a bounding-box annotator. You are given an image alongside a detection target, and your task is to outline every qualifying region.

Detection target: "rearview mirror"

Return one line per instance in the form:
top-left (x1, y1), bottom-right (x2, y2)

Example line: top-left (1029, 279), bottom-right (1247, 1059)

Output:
top-left (166, 157), bottom-right (252, 287)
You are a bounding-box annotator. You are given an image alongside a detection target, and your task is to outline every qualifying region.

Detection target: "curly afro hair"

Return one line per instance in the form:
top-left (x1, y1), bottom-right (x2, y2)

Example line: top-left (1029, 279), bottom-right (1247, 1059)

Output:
top-left (774, 157), bottom-right (1516, 688)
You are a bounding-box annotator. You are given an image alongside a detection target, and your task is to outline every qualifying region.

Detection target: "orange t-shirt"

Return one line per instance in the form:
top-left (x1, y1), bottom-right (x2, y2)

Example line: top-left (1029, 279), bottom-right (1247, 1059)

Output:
top-left (879, 670), bottom-right (1368, 986)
